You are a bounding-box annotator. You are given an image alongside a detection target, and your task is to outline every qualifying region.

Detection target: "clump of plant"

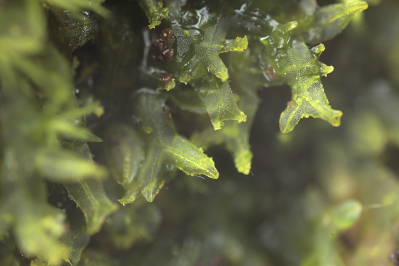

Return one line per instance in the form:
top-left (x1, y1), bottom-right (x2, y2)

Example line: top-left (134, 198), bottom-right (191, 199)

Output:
top-left (1, 0), bottom-right (389, 265)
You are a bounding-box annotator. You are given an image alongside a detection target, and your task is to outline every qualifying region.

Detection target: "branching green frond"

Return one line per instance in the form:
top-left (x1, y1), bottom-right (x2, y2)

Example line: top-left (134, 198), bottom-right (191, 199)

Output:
top-left (179, 23), bottom-right (248, 83)
top-left (164, 136), bottom-right (219, 179)
top-left (306, 0), bottom-right (368, 43)
top-left (196, 79), bottom-right (247, 130)
top-left (192, 52), bottom-right (261, 174)
top-left (65, 144), bottom-right (117, 235)
top-left (261, 21), bottom-right (342, 134)
top-left (115, 91), bottom-right (218, 205)
top-left (192, 88), bottom-right (257, 174)
top-left (167, 10), bottom-right (249, 131)
top-left (66, 179), bottom-right (118, 235)
top-left (120, 139), bottom-right (170, 204)
top-left (278, 41), bottom-right (342, 134)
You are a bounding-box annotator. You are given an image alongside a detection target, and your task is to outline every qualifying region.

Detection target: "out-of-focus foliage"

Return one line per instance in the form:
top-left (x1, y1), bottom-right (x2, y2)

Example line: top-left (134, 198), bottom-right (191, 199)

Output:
top-left (1, 0), bottom-right (399, 265)
top-left (0, 0), bottom-right (112, 264)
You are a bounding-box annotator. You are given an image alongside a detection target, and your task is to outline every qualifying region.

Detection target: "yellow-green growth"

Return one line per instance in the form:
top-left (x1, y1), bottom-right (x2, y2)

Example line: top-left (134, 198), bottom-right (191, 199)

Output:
top-left (307, 0), bottom-right (368, 43)
top-left (278, 41), bottom-right (342, 133)
top-left (138, 0), bottom-right (169, 29)
top-left (179, 23), bottom-right (248, 83)
top-left (164, 136), bottom-right (219, 179)
top-left (65, 145), bottom-right (118, 235)
top-left (104, 125), bottom-right (145, 188)
top-left (262, 21), bottom-right (343, 134)
top-left (118, 91), bottom-right (219, 205)
top-left (198, 80), bottom-right (247, 130)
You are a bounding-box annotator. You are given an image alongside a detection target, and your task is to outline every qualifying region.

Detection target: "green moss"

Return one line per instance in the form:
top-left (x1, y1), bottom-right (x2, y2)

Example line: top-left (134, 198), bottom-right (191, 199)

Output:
top-left (2, 0), bottom-right (397, 265)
